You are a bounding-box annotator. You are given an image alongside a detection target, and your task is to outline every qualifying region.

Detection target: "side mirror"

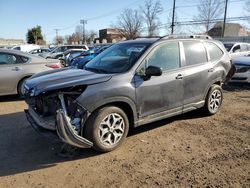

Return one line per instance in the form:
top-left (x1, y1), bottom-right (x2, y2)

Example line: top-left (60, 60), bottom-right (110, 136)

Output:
top-left (145, 66), bottom-right (162, 77)
top-left (144, 66), bottom-right (162, 80)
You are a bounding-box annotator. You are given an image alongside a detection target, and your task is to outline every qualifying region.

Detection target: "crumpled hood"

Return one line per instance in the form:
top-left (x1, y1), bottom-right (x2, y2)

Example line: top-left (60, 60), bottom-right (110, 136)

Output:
top-left (24, 68), bottom-right (112, 96)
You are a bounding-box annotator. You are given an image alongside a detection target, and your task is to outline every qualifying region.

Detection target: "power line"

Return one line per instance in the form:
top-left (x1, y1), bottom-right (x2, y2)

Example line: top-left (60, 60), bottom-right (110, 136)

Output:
top-left (86, 0), bottom-right (144, 21)
top-left (140, 16), bottom-right (250, 32)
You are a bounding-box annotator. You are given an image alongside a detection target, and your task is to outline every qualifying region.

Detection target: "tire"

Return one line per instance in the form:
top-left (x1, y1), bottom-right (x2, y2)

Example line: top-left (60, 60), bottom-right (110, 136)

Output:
top-left (17, 78), bottom-right (28, 96)
top-left (60, 59), bottom-right (66, 67)
top-left (203, 84), bottom-right (223, 115)
top-left (83, 106), bottom-right (129, 152)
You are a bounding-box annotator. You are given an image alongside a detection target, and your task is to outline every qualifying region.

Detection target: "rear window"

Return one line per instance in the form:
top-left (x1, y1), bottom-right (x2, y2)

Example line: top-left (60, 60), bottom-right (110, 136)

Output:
top-left (183, 41), bottom-right (207, 66)
top-left (13, 46), bottom-right (21, 50)
top-left (20, 56), bottom-right (29, 63)
top-left (205, 42), bottom-right (223, 61)
top-left (241, 44), bottom-right (248, 52)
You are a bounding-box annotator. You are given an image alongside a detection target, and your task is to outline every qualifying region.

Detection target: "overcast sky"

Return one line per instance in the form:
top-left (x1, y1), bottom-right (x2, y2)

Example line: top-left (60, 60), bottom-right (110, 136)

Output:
top-left (0, 0), bottom-right (247, 43)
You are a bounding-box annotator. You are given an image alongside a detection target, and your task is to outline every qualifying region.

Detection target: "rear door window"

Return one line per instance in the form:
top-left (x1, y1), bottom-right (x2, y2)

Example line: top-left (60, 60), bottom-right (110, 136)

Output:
top-left (182, 41), bottom-right (207, 66)
top-left (205, 42), bottom-right (223, 61)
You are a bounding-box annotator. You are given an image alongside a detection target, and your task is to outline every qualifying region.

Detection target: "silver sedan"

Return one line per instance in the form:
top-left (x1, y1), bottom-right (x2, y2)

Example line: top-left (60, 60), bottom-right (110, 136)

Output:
top-left (0, 49), bottom-right (61, 96)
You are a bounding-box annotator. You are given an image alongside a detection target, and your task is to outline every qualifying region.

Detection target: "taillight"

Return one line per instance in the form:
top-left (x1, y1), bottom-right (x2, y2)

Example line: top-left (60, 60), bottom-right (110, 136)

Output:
top-left (46, 64), bottom-right (61, 69)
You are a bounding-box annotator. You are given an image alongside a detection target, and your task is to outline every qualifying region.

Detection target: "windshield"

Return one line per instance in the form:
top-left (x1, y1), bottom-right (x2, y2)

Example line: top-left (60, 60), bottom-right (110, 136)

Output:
top-left (51, 46), bottom-right (65, 53)
top-left (223, 43), bottom-right (234, 52)
top-left (84, 43), bottom-right (149, 73)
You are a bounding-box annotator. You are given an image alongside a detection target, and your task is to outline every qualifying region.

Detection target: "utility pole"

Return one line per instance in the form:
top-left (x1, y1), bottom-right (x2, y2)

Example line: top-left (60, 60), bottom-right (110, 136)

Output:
top-left (80, 19), bottom-right (87, 44)
top-left (54, 29), bottom-right (59, 44)
top-left (222, 0), bottom-right (228, 37)
top-left (171, 0), bottom-right (176, 34)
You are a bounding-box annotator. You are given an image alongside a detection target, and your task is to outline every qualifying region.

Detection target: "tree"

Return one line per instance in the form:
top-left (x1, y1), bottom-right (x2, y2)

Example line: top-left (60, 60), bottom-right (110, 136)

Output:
top-left (141, 0), bottom-right (163, 37)
top-left (194, 0), bottom-right (224, 32)
top-left (26, 25), bottom-right (44, 44)
top-left (88, 30), bottom-right (97, 43)
top-left (115, 8), bottom-right (143, 39)
top-left (54, 36), bottom-right (64, 44)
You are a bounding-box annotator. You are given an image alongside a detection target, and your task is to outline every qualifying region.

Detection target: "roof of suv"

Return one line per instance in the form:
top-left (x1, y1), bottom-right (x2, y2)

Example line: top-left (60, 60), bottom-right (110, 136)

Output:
top-left (119, 35), bottom-right (214, 45)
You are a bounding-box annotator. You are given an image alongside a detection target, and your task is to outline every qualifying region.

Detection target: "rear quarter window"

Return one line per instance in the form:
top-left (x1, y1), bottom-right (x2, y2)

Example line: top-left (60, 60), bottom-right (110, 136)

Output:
top-left (19, 56), bottom-right (29, 63)
top-left (205, 42), bottom-right (223, 61)
top-left (183, 41), bottom-right (207, 66)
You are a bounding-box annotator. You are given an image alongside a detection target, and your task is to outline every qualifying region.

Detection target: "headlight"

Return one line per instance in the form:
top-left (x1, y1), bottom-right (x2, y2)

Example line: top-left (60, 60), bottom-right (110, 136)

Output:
top-left (23, 85), bottom-right (35, 96)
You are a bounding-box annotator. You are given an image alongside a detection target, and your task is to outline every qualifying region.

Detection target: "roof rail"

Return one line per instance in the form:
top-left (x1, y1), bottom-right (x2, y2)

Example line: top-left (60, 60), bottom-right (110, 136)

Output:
top-left (161, 35), bottom-right (213, 40)
top-left (133, 36), bottom-right (161, 40)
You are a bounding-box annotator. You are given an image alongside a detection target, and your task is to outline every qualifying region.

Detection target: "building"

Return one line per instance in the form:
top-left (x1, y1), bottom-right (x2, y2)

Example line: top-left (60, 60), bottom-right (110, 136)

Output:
top-left (208, 22), bottom-right (248, 37)
top-left (0, 38), bottom-right (25, 46)
top-left (97, 28), bottom-right (125, 43)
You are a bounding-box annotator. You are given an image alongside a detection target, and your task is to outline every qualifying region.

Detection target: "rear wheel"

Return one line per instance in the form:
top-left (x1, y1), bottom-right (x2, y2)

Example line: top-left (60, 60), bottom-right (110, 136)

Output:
top-left (17, 78), bottom-right (28, 96)
top-left (83, 106), bottom-right (129, 152)
top-left (203, 84), bottom-right (223, 115)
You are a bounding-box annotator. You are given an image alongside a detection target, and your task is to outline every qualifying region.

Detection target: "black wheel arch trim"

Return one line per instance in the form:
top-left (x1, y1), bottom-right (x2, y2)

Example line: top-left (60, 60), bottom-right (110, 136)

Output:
top-left (77, 96), bottom-right (138, 127)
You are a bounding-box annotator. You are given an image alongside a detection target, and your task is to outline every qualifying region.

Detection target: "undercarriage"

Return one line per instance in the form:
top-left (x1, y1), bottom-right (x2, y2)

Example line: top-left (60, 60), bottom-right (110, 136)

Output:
top-left (25, 90), bottom-right (93, 148)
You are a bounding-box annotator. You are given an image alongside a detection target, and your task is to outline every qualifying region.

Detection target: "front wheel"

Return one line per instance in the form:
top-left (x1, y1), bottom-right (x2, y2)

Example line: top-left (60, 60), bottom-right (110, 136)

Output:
top-left (83, 106), bottom-right (129, 152)
top-left (203, 84), bottom-right (223, 115)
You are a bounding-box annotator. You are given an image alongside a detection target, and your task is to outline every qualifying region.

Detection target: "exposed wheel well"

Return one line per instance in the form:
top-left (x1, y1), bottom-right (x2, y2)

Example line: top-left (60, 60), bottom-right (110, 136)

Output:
top-left (96, 102), bottom-right (135, 128)
top-left (204, 81), bottom-right (222, 100)
top-left (17, 76), bottom-right (31, 93)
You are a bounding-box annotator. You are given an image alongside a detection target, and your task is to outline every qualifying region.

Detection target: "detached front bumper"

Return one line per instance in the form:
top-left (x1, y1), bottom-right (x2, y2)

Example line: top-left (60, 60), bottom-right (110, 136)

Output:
top-left (25, 107), bottom-right (93, 148)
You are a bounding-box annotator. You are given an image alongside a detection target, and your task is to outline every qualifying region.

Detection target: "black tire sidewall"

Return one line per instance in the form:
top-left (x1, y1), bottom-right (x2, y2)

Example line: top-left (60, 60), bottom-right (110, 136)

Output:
top-left (17, 78), bottom-right (27, 96)
top-left (205, 85), bottom-right (223, 115)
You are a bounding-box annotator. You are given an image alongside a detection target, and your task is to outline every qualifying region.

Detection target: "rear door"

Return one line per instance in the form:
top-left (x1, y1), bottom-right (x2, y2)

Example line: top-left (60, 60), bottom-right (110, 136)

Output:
top-left (0, 53), bottom-right (24, 95)
top-left (134, 41), bottom-right (184, 118)
top-left (180, 41), bottom-right (211, 109)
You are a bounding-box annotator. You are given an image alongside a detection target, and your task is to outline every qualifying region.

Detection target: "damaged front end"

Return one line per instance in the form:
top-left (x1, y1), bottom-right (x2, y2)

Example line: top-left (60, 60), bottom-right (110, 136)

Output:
top-left (25, 87), bottom-right (93, 148)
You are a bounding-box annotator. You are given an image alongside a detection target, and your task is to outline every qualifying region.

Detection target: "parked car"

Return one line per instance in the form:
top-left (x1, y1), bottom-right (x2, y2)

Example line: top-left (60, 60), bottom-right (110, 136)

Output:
top-left (70, 45), bottom-right (111, 68)
top-left (29, 48), bottom-right (51, 55)
top-left (0, 49), bottom-right (61, 96)
top-left (223, 42), bottom-right (250, 58)
top-left (24, 35), bottom-right (234, 152)
top-left (231, 56), bottom-right (250, 83)
top-left (39, 45), bottom-right (89, 59)
top-left (10, 44), bottom-right (40, 53)
top-left (59, 49), bottom-right (87, 67)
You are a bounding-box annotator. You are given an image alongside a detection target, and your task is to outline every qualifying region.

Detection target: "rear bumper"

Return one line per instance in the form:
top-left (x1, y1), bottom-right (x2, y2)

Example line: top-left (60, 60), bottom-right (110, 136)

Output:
top-left (230, 72), bottom-right (250, 83)
top-left (25, 108), bottom-right (93, 148)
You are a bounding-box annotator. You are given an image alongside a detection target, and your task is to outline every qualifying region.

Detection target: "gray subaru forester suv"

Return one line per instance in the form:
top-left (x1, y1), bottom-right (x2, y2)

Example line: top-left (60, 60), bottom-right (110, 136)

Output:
top-left (24, 35), bottom-right (234, 152)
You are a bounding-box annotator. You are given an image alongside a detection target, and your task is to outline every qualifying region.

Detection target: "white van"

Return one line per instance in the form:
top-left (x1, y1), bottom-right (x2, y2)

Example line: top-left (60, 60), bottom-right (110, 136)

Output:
top-left (11, 44), bottom-right (40, 53)
top-left (223, 42), bottom-right (250, 58)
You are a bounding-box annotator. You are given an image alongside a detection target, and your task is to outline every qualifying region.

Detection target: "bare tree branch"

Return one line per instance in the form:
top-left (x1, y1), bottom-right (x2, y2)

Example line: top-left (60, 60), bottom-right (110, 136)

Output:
top-left (194, 0), bottom-right (224, 32)
top-left (114, 8), bottom-right (143, 39)
top-left (141, 0), bottom-right (163, 37)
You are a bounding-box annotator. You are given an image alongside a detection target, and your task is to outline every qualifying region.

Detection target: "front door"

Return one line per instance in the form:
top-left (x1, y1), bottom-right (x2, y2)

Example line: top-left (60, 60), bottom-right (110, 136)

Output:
top-left (0, 53), bottom-right (23, 95)
top-left (134, 41), bottom-right (184, 118)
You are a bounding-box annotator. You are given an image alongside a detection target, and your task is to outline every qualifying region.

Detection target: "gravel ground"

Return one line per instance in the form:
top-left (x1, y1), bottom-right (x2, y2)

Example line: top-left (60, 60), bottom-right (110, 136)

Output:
top-left (0, 83), bottom-right (249, 188)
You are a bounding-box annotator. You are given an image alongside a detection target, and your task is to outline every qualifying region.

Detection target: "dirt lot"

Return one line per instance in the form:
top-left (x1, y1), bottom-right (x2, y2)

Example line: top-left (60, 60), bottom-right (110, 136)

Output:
top-left (0, 83), bottom-right (249, 188)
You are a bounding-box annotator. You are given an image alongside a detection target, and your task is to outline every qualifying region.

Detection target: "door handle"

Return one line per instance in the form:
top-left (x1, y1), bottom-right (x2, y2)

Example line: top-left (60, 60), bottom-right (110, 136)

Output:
top-left (208, 68), bottom-right (215, 72)
top-left (12, 67), bottom-right (22, 71)
top-left (176, 74), bottom-right (183, 80)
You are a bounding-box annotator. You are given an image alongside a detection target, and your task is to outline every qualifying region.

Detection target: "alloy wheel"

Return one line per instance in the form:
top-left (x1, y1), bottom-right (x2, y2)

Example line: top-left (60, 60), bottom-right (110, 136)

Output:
top-left (208, 89), bottom-right (222, 113)
top-left (98, 113), bottom-right (125, 146)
